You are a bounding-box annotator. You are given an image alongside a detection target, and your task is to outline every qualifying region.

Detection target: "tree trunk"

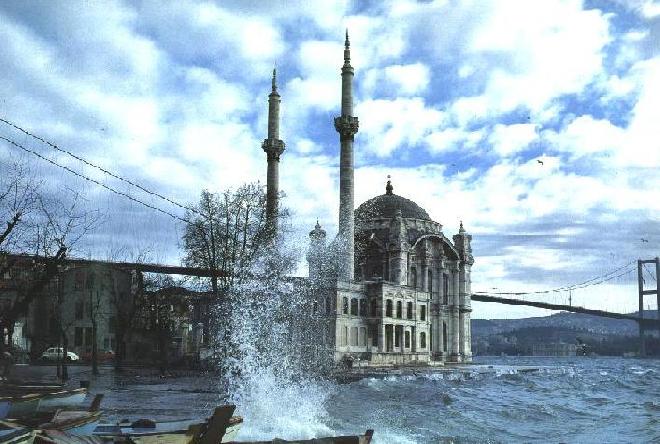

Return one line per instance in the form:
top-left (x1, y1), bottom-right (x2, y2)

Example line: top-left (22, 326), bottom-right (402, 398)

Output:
top-left (61, 333), bottom-right (69, 381)
top-left (91, 320), bottom-right (98, 375)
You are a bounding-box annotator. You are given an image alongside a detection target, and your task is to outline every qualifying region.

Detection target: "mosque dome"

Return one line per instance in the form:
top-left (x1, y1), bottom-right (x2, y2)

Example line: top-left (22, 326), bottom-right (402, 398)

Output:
top-left (355, 180), bottom-right (432, 222)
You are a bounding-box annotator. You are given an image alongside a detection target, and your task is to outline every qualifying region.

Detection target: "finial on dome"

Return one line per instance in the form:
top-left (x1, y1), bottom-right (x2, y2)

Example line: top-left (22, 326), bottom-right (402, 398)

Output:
top-left (345, 29), bottom-right (350, 48)
top-left (386, 175), bottom-right (393, 195)
top-left (459, 220), bottom-right (466, 234)
top-left (315, 219), bottom-right (321, 230)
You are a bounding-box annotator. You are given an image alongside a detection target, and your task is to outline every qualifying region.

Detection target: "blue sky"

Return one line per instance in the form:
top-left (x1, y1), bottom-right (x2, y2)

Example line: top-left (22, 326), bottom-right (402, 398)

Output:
top-left (0, 0), bottom-right (658, 318)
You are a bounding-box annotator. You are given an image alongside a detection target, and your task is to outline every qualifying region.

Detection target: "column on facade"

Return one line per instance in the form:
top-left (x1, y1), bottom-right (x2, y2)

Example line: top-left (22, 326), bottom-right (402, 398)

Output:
top-left (450, 262), bottom-right (460, 359)
top-left (379, 323), bottom-right (385, 352)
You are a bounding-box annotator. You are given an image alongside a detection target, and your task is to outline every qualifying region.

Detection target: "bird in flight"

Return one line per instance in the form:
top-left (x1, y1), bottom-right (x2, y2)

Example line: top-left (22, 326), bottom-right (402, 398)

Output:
top-left (537, 159), bottom-right (544, 165)
top-left (641, 238), bottom-right (648, 242)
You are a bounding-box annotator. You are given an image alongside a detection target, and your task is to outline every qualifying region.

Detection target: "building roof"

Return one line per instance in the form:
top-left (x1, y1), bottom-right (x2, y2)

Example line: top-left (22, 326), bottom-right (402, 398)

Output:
top-left (355, 180), bottom-right (432, 221)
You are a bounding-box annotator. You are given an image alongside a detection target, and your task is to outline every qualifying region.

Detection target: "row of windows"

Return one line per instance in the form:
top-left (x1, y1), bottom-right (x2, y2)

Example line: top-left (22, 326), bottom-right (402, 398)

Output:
top-left (340, 297), bottom-right (428, 321)
top-left (342, 326), bottom-right (428, 350)
top-left (384, 299), bottom-right (426, 321)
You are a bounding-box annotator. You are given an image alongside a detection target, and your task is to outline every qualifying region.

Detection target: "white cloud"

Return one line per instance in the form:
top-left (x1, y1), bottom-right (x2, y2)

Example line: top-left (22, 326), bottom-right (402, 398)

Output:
top-left (355, 98), bottom-right (445, 157)
top-left (489, 123), bottom-right (538, 157)
top-left (383, 63), bottom-right (430, 95)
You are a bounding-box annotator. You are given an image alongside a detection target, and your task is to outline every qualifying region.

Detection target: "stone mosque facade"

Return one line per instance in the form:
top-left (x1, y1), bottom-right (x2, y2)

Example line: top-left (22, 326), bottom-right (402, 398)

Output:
top-left (262, 32), bottom-right (474, 366)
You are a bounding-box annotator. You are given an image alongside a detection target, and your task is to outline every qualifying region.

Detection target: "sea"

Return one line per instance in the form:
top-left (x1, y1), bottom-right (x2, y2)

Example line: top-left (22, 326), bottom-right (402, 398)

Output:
top-left (87, 356), bottom-right (660, 444)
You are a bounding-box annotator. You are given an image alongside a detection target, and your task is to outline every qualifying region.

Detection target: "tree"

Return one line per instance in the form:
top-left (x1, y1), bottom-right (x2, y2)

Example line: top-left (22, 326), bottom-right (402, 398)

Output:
top-left (182, 183), bottom-right (277, 297)
top-left (0, 156), bottom-right (102, 356)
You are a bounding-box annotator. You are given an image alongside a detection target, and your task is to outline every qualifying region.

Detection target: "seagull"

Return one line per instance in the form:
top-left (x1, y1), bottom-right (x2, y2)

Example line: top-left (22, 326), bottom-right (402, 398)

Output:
top-left (641, 238), bottom-right (648, 243)
top-left (537, 159), bottom-right (544, 165)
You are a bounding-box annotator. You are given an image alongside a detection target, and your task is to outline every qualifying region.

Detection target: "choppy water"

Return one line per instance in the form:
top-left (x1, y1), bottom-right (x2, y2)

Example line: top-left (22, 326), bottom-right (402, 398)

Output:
top-left (89, 356), bottom-right (660, 443)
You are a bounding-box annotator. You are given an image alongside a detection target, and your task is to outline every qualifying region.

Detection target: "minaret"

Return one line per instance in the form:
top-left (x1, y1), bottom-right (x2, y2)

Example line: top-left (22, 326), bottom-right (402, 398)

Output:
top-left (334, 30), bottom-right (359, 281)
top-left (262, 68), bottom-right (285, 235)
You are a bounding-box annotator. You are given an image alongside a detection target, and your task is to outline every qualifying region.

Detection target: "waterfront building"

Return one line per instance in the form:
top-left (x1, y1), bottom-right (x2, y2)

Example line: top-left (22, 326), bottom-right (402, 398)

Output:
top-left (262, 32), bottom-right (475, 365)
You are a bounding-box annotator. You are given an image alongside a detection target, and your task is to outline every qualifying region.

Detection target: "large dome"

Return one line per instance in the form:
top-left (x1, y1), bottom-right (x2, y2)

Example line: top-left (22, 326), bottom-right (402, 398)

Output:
top-left (355, 181), bottom-right (431, 221)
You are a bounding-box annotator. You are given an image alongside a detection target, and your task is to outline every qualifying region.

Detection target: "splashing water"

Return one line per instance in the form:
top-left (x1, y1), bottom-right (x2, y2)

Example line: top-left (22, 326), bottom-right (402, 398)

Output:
top-left (214, 241), bottom-right (335, 440)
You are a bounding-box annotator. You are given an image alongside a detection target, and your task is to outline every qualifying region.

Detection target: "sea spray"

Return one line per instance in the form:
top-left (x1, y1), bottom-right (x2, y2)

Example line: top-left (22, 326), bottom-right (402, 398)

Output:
top-left (213, 238), bottom-right (335, 440)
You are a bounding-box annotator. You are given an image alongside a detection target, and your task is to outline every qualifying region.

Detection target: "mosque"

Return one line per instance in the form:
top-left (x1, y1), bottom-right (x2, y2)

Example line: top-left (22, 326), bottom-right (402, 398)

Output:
top-left (261, 32), bottom-right (473, 366)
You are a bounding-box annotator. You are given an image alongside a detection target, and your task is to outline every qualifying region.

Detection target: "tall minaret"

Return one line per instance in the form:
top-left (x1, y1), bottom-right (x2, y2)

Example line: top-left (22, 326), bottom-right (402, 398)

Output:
top-left (262, 68), bottom-right (285, 235)
top-left (334, 30), bottom-right (359, 282)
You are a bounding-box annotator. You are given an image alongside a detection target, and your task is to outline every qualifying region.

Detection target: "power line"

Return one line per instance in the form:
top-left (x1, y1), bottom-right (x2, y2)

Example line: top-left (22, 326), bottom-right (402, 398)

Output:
top-left (0, 117), bottom-right (200, 217)
top-left (0, 135), bottom-right (193, 225)
top-left (474, 260), bottom-right (636, 296)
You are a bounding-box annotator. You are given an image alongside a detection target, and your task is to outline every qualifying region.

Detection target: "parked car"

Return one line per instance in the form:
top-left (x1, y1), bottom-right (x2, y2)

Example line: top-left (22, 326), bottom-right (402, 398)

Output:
top-left (40, 347), bottom-right (80, 362)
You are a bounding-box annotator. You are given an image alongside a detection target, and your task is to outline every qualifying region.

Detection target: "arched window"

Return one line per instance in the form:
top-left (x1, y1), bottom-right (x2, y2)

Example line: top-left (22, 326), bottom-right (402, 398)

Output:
top-left (386, 299), bottom-right (393, 317)
top-left (350, 298), bottom-right (358, 316)
top-left (442, 322), bottom-right (448, 352)
top-left (404, 330), bottom-right (411, 348)
top-left (406, 301), bottom-right (413, 319)
top-left (342, 297), bottom-right (348, 314)
top-left (396, 301), bottom-right (402, 319)
top-left (420, 305), bottom-right (426, 321)
top-left (442, 274), bottom-right (449, 305)
top-left (420, 332), bottom-right (427, 348)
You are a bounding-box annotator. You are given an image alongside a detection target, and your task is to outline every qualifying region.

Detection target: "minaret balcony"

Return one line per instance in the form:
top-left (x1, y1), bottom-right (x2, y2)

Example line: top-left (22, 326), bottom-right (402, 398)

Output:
top-left (262, 138), bottom-right (285, 160)
top-left (334, 115), bottom-right (359, 137)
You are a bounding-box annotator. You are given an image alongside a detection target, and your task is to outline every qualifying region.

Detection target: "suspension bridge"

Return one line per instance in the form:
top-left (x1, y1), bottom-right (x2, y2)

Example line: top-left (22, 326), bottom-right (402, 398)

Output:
top-left (472, 257), bottom-right (660, 355)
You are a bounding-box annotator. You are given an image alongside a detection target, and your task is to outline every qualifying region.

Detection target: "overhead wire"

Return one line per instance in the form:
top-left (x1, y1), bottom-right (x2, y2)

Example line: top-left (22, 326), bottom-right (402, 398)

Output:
top-left (0, 117), bottom-right (200, 217)
top-left (0, 135), bottom-right (194, 225)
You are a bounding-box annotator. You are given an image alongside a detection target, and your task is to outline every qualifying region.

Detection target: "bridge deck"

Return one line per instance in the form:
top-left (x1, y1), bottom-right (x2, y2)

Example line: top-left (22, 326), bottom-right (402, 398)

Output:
top-left (472, 294), bottom-right (660, 328)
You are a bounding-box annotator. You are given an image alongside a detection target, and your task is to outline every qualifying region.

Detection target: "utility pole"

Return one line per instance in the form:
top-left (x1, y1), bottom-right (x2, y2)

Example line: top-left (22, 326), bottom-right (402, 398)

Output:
top-left (637, 257), bottom-right (660, 357)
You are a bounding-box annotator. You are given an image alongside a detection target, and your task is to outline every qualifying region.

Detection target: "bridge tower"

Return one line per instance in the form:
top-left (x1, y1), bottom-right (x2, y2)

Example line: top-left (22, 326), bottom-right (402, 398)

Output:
top-left (637, 257), bottom-right (660, 357)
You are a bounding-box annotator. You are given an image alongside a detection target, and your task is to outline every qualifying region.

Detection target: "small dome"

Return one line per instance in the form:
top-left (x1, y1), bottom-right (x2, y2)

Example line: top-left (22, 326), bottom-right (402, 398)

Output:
top-left (355, 181), bottom-right (431, 221)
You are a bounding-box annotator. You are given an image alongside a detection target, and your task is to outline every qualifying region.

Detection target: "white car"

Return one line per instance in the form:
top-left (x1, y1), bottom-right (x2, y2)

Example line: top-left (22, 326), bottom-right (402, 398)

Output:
top-left (41, 347), bottom-right (80, 362)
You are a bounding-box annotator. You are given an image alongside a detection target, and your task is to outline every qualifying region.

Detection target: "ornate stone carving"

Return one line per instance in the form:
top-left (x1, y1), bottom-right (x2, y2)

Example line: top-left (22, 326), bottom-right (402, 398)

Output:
top-left (334, 115), bottom-right (359, 138)
top-left (262, 138), bottom-right (285, 161)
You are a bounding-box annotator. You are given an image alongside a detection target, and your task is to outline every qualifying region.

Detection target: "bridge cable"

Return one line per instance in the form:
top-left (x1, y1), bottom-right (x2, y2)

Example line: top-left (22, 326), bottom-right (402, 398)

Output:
top-left (474, 260), bottom-right (636, 296)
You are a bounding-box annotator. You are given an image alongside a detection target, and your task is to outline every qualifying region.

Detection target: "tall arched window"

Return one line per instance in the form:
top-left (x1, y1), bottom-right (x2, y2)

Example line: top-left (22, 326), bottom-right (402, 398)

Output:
top-left (385, 299), bottom-right (393, 317)
top-left (396, 301), bottom-right (402, 319)
top-left (404, 330), bottom-right (411, 348)
top-left (420, 305), bottom-right (426, 321)
top-left (442, 322), bottom-right (448, 352)
top-left (342, 297), bottom-right (348, 314)
top-left (420, 332), bottom-right (427, 348)
top-left (442, 274), bottom-right (449, 305)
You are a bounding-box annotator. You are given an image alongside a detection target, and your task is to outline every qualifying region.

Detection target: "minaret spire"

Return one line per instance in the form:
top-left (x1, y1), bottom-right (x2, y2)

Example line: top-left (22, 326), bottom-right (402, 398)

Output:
top-left (334, 30), bottom-right (359, 281)
top-left (262, 67), bottom-right (285, 237)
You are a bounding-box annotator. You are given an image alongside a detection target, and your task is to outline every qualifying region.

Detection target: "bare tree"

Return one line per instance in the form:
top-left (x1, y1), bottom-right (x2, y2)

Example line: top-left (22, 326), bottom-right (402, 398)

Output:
top-left (182, 183), bottom-right (279, 297)
top-left (0, 157), bottom-right (102, 356)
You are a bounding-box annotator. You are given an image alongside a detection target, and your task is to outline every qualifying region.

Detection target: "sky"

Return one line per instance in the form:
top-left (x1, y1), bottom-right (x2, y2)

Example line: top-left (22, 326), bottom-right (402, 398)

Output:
top-left (0, 0), bottom-right (658, 319)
